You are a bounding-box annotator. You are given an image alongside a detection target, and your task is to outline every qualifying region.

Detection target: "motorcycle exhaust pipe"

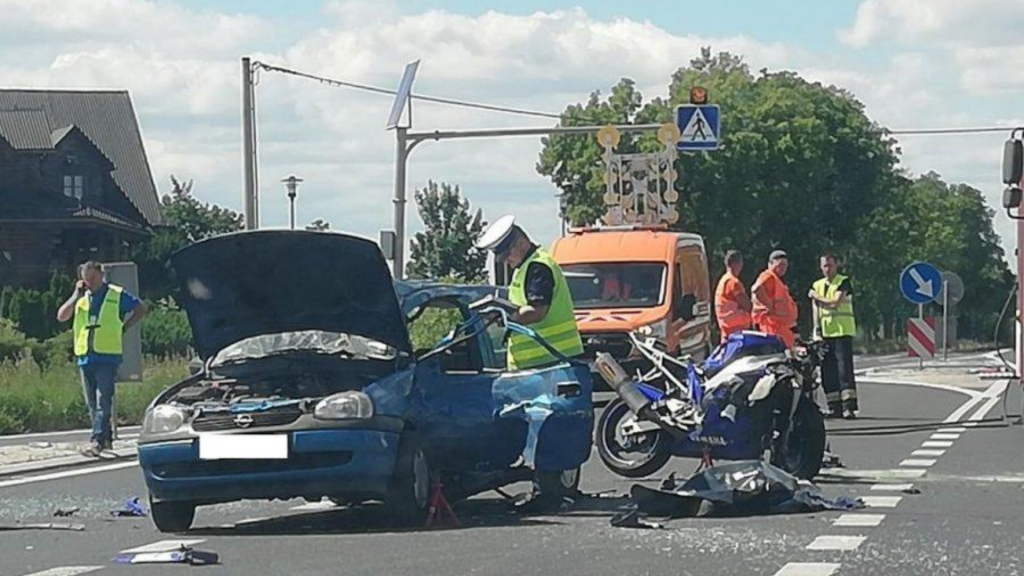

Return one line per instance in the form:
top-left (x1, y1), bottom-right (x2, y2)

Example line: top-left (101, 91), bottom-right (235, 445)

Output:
top-left (594, 353), bottom-right (653, 415)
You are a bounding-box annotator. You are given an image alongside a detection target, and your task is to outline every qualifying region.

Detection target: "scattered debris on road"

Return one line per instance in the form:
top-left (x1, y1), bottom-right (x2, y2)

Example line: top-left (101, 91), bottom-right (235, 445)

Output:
top-left (0, 522), bottom-right (85, 531)
top-left (53, 506), bottom-right (80, 517)
top-left (114, 544), bottom-right (219, 565)
top-left (617, 461), bottom-right (862, 524)
top-left (110, 497), bottom-right (147, 517)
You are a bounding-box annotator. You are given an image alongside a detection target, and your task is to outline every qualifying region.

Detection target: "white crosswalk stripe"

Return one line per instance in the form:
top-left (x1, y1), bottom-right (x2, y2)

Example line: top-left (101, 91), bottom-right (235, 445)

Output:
top-left (807, 535), bottom-right (866, 551)
top-left (860, 496), bottom-right (902, 508)
top-left (774, 563), bottom-right (841, 576)
top-left (833, 513), bottom-right (885, 527)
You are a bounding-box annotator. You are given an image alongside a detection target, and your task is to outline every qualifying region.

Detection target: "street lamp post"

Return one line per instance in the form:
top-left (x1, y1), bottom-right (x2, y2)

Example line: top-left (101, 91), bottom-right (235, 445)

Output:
top-left (282, 175), bottom-right (303, 230)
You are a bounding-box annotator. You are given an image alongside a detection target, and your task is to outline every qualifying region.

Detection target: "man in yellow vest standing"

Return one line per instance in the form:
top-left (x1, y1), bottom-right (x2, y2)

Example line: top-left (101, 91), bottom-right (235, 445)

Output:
top-left (57, 261), bottom-right (148, 456)
top-left (809, 252), bottom-right (858, 419)
top-left (475, 215), bottom-right (584, 370)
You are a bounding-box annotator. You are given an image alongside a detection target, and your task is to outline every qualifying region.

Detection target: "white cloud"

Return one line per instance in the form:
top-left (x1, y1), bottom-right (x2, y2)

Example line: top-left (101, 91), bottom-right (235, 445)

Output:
top-left (0, 0), bottom-right (1016, 258)
top-left (840, 0), bottom-right (1024, 48)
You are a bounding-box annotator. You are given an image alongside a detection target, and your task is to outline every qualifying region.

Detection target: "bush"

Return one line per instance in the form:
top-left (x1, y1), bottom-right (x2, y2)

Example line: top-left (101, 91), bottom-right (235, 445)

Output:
top-left (0, 271), bottom-right (73, 340)
top-left (0, 356), bottom-right (187, 434)
top-left (141, 300), bottom-right (193, 358)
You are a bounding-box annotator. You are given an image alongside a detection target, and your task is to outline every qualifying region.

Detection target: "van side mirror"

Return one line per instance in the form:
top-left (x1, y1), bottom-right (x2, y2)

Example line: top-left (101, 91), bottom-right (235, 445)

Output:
top-left (1003, 139), bottom-right (1023, 185)
top-left (675, 294), bottom-right (697, 322)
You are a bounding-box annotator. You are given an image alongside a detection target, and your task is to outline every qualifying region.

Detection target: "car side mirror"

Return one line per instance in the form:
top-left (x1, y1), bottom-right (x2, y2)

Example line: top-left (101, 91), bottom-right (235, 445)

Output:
top-left (675, 294), bottom-right (697, 322)
top-left (188, 357), bottom-right (204, 376)
top-left (1003, 139), bottom-right (1024, 185)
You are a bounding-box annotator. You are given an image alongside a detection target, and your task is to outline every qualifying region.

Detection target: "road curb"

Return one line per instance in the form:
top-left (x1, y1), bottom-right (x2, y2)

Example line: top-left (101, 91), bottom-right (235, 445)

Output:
top-left (0, 448), bottom-right (137, 479)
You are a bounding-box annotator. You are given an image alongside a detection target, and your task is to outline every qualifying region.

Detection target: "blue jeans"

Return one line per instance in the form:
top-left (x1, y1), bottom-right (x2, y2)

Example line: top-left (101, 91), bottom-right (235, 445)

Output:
top-left (80, 363), bottom-right (118, 445)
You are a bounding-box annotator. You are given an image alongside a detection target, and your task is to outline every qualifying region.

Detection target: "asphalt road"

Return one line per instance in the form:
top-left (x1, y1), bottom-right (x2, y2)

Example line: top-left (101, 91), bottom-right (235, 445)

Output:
top-left (2, 374), bottom-right (1022, 576)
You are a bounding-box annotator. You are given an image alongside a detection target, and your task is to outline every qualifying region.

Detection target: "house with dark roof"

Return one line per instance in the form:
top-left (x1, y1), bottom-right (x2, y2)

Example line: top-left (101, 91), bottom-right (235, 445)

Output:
top-left (0, 89), bottom-right (161, 287)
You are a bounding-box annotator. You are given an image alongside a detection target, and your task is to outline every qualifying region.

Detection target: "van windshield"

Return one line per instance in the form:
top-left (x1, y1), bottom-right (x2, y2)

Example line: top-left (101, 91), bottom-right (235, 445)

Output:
top-left (562, 263), bottom-right (666, 310)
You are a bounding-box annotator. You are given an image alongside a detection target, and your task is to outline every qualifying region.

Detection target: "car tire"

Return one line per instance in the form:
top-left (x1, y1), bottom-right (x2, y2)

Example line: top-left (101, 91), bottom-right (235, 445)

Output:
top-left (384, 434), bottom-right (431, 525)
top-left (150, 497), bottom-right (196, 533)
top-left (596, 398), bottom-right (672, 478)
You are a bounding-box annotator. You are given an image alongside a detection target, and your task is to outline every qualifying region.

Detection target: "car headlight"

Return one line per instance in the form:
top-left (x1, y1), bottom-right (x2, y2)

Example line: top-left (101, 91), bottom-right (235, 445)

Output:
top-left (637, 319), bottom-right (669, 339)
top-left (314, 391), bottom-right (375, 420)
top-left (143, 404), bottom-right (189, 435)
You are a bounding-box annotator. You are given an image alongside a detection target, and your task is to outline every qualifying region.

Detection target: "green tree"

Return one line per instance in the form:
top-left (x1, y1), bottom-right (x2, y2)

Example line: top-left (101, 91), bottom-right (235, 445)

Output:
top-left (133, 176), bottom-right (243, 298)
top-left (539, 48), bottom-right (906, 339)
top-left (407, 181), bottom-right (487, 282)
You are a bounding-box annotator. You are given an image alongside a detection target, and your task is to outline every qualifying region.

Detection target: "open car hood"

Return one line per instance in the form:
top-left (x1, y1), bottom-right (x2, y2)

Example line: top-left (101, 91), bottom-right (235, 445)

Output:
top-left (171, 230), bottom-right (411, 359)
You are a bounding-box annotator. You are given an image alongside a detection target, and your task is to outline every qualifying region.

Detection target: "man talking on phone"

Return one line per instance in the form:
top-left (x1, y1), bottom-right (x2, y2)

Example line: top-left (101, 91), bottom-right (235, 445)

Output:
top-left (476, 215), bottom-right (583, 370)
top-left (57, 261), bottom-right (148, 457)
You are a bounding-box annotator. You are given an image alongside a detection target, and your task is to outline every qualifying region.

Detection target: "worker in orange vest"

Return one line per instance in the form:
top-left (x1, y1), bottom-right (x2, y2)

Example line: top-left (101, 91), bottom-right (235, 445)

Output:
top-left (714, 250), bottom-right (752, 341)
top-left (752, 250), bottom-right (799, 348)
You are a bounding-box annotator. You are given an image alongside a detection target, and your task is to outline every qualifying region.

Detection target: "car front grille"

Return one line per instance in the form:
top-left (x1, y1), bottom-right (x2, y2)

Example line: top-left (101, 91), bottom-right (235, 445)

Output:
top-left (191, 408), bottom-right (303, 432)
top-left (153, 451), bottom-right (354, 478)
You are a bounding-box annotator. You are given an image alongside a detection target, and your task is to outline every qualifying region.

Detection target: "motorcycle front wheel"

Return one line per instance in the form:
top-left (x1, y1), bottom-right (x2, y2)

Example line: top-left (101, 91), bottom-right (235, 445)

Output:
top-left (772, 398), bottom-right (826, 480)
top-left (596, 398), bottom-right (672, 478)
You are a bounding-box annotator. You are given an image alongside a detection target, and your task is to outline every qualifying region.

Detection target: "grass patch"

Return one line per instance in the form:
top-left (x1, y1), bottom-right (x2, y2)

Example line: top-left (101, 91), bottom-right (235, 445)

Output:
top-left (0, 357), bottom-right (187, 434)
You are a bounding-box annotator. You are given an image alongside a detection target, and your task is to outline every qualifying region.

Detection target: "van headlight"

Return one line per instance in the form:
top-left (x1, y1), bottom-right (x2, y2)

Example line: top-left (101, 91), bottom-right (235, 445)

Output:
top-left (143, 404), bottom-right (189, 434)
top-left (315, 391), bottom-right (374, 420)
top-left (637, 319), bottom-right (669, 339)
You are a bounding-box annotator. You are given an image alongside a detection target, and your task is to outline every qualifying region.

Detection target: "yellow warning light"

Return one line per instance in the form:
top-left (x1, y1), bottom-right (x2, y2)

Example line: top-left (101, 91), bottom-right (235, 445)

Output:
top-left (690, 86), bottom-right (708, 105)
top-left (596, 125), bottom-right (621, 149)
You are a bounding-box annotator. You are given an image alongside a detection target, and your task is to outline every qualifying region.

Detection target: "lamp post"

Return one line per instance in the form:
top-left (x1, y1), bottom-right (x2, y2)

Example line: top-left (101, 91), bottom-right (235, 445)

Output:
top-left (282, 175), bottom-right (302, 230)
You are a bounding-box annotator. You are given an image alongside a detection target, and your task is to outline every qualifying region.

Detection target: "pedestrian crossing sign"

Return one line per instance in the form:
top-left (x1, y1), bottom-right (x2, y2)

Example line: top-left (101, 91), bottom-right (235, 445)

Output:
top-left (675, 104), bottom-right (721, 151)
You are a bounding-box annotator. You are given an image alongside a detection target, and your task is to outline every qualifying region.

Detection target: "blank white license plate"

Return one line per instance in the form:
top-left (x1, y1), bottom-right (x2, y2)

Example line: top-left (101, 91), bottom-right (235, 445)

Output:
top-left (199, 434), bottom-right (288, 460)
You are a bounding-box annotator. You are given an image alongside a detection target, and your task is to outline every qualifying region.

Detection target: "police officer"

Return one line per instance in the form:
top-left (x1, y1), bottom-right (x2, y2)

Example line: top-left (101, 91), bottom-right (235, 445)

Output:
top-left (809, 252), bottom-right (859, 419)
top-left (56, 261), bottom-right (148, 456)
top-left (476, 215), bottom-right (584, 369)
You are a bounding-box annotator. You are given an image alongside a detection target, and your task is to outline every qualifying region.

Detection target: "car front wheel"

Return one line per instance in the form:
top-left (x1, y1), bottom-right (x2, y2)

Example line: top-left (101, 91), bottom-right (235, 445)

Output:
top-left (384, 434), bottom-right (431, 524)
top-left (150, 498), bottom-right (196, 533)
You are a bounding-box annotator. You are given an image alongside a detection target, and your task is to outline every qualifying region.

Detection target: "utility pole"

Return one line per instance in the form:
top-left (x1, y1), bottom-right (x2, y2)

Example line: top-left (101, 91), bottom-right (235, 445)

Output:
top-left (242, 57), bottom-right (258, 230)
top-left (392, 126), bottom-right (408, 278)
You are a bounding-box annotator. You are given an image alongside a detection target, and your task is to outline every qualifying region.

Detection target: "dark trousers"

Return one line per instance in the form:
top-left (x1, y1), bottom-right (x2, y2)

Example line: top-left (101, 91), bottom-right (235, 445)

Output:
top-left (821, 336), bottom-right (857, 413)
top-left (80, 363), bottom-right (118, 446)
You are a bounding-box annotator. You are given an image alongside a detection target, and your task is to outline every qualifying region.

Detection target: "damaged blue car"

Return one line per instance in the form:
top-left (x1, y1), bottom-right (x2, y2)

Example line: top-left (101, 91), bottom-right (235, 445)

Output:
top-left (137, 230), bottom-right (593, 532)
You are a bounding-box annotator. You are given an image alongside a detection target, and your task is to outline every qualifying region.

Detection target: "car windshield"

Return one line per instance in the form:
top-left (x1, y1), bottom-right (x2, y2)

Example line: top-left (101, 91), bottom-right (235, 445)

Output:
top-left (211, 330), bottom-right (396, 366)
top-left (562, 262), bottom-right (667, 309)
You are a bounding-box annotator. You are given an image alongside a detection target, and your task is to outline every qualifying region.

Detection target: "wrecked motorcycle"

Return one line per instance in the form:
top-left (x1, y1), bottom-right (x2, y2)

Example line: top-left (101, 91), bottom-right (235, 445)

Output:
top-left (594, 331), bottom-right (827, 480)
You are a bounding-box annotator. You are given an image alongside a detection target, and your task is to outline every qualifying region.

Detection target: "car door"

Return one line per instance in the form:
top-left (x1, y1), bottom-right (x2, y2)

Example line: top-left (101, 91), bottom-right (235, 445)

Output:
top-left (410, 298), bottom-right (520, 472)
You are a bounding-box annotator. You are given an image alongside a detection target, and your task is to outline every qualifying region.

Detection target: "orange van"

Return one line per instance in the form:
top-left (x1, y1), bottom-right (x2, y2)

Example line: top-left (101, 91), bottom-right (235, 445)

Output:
top-left (550, 226), bottom-right (713, 374)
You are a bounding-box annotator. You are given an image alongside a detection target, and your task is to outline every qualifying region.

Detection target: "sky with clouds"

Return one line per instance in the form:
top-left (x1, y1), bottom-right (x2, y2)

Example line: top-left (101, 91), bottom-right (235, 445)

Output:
top-left (3, 0), bottom-right (1022, 257)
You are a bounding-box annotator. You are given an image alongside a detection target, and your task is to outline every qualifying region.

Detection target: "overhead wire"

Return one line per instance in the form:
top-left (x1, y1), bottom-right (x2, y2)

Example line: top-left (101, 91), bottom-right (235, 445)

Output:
top-left (251, 61), bottom-right (1020, 134)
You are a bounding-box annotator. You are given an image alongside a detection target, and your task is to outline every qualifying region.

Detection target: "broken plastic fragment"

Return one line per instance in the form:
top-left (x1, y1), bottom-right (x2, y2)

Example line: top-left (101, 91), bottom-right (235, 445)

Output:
top-left (111, 497), bottom-right (148, 517)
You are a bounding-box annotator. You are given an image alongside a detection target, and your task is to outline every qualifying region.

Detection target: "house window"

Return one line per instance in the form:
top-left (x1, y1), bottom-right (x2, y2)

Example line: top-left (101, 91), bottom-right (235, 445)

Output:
top-left (63, 175), bottom-right (85, 199)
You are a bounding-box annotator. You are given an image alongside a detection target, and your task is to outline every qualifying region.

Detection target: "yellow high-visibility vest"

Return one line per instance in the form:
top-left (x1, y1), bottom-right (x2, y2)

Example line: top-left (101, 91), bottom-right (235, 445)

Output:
top-left (813, 274), bottom-right (856, 338)
top-left (73, 284), bottom-right (125, 356)
top-left (507, 248), bottom-right (583, 370)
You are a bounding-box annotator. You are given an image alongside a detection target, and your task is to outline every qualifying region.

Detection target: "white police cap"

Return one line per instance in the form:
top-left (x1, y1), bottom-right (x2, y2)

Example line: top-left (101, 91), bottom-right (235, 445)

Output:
top-left (476, 214), bottom-right (517, 251)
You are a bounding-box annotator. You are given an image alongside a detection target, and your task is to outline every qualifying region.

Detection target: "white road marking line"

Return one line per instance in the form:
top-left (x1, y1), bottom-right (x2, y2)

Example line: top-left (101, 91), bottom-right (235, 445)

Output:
top-left (937, 427), bottom-right (966, 433)
top-left (860, 496), bottom-right (902, 508)
top-left (930, 433), bottom-right (960, 441)
top-left (967, 381), bottom-right (1009, 424)
top-left (0, 461), bottom-right (137, 489)
top-left (858, 378), bottom-right (982, 400)
top-left (807, 535), bottom-right (866, 551)
top-left (912, 449), bottom-right (946, 457)
top-left (19, 568), bottom-right (103, 576)
top-left (774, 563), bottom-right (841, 576)
top-left (871, 483), bottom-right (913, 491)
top-left (289, 501), bottom-right (337, 512)
top-left (121, 539), bottom-right (206, 554)
top-left (922, 440), bottom-right (954, 448)
top-left (833, 513), bottom-right (885, 527)
top-left (900, 458), bottom-right (937, 467)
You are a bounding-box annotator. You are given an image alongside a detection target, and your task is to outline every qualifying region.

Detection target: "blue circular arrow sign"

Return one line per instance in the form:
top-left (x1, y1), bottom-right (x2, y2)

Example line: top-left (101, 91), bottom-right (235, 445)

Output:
top-left (900, 261), bottom-right (942, 305)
